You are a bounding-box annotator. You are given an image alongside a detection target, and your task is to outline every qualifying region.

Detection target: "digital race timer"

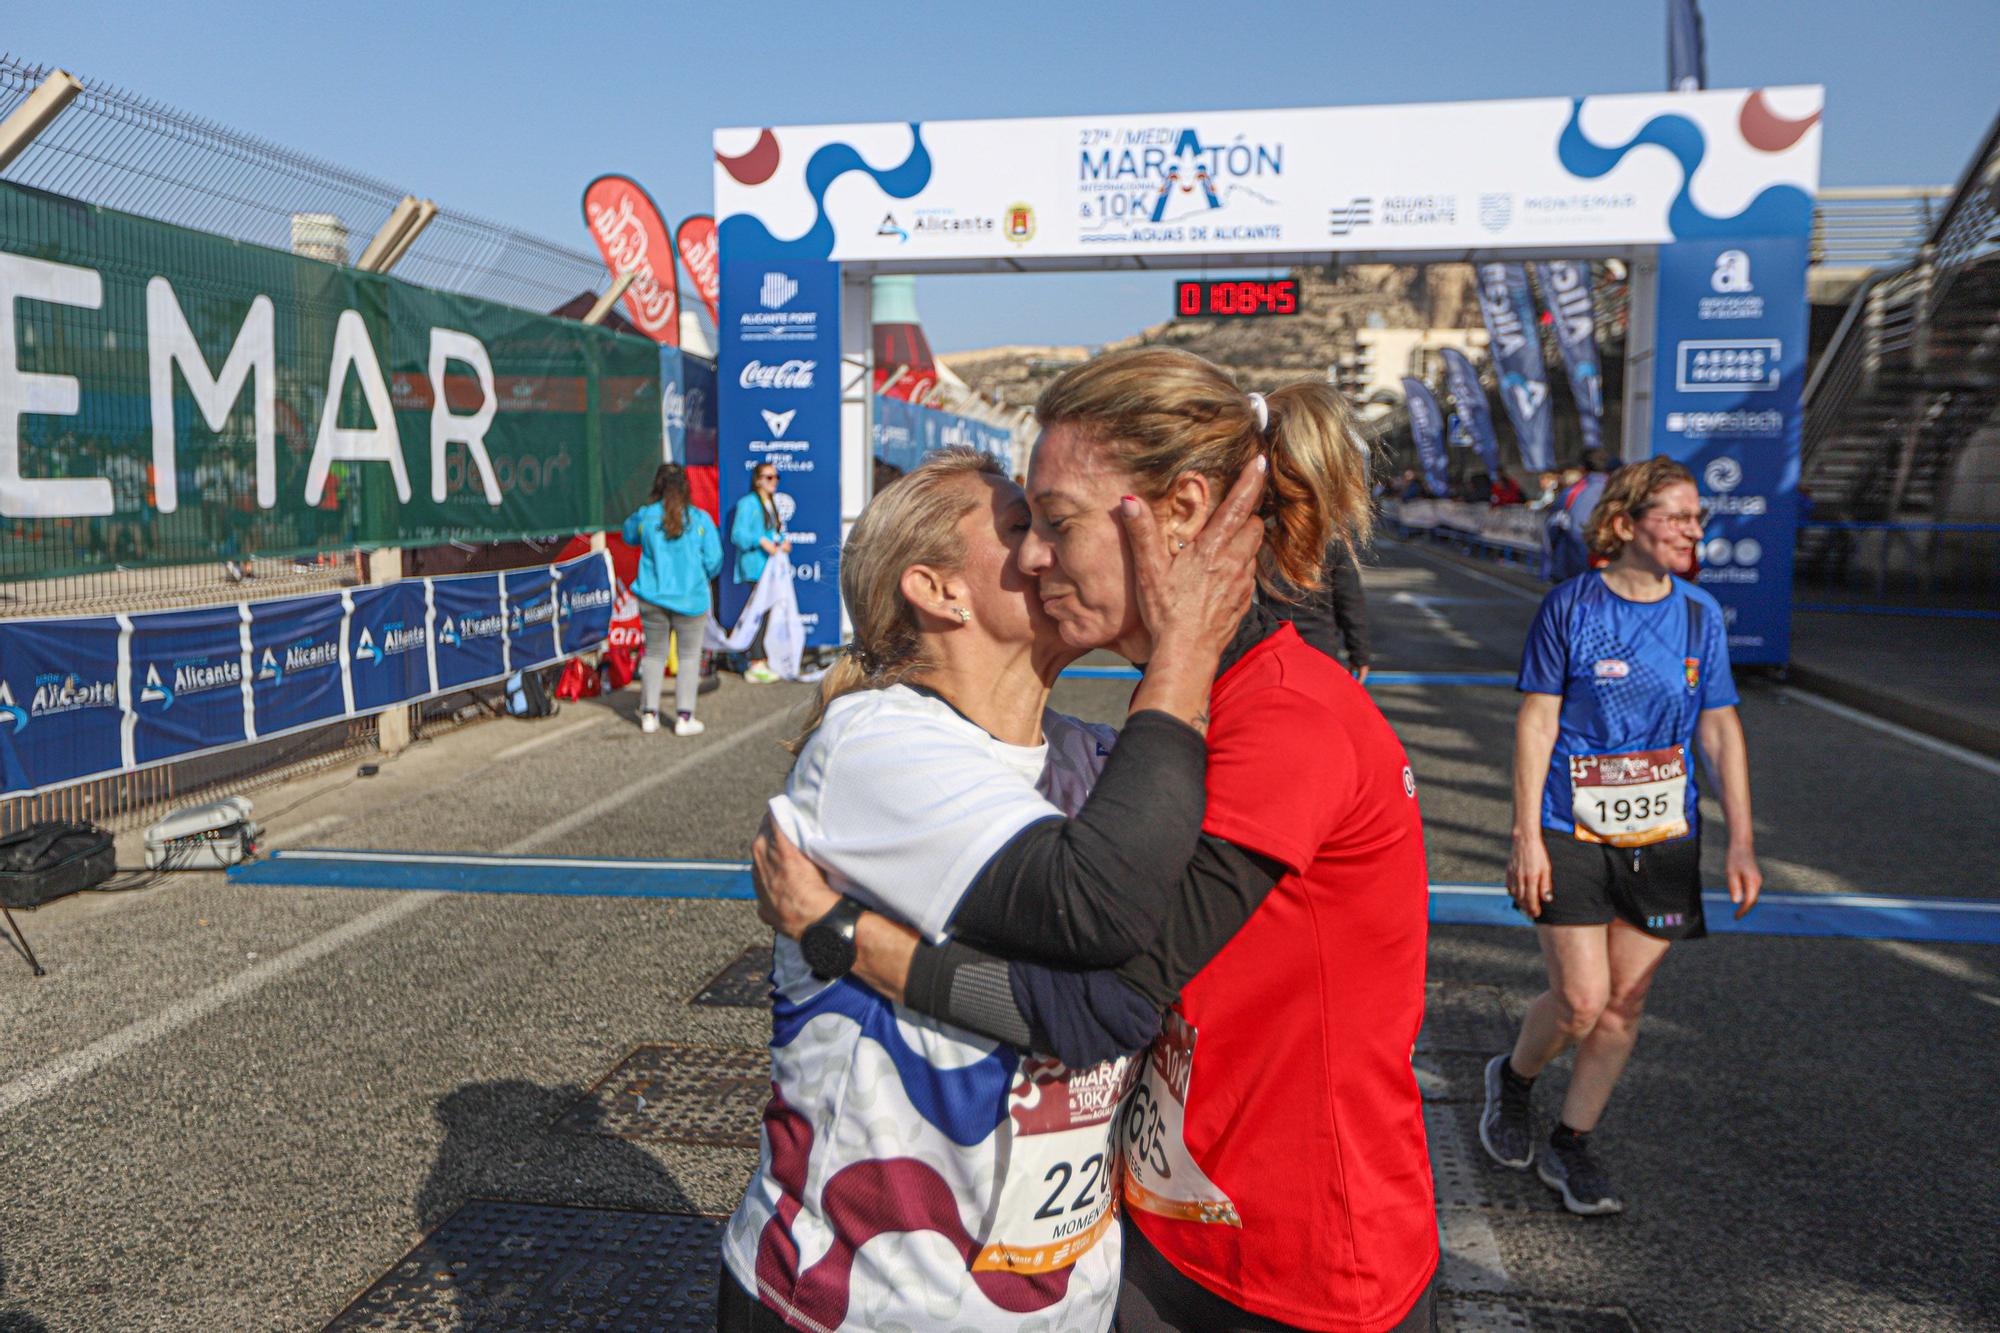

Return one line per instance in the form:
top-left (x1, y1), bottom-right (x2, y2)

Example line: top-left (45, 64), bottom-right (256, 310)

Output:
top-left (1175, 278), bottom-right (1301, 318)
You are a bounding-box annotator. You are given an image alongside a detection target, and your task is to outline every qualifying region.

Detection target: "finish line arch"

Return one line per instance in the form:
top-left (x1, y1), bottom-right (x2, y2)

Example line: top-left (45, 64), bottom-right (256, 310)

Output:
top-left (712, 88), bottom-right (1823, 664)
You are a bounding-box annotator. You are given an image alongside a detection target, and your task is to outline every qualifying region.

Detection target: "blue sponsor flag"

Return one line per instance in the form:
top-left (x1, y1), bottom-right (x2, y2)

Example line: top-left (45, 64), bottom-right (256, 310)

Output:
top-left (1668, 0), bottom-right (1706, 91)
top-left (1402, 378), bottom-right (1450, 498)
top-left (1535, 262), bottom-right (1605, 457)
top-left (1440, 347), bottom-right (1502, 478)
top-left (872, 397), bottom-right (1013, 474)
top-left (1476, 263), bottom-right (1556, 473)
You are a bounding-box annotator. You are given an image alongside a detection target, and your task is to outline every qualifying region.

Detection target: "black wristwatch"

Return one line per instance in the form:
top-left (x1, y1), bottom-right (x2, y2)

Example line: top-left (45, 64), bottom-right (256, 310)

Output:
top-left (800, 896), bottom-right (865, 981)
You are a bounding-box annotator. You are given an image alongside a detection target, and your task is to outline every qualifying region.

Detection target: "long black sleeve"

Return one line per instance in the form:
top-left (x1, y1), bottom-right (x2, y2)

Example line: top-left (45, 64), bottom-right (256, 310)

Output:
top-left (1264, 544), bottom-right (1369, 670)
top-left (904, 834), bottom-right (1286, 1065)
top-left (944, 709), bottom-right (1207, 968)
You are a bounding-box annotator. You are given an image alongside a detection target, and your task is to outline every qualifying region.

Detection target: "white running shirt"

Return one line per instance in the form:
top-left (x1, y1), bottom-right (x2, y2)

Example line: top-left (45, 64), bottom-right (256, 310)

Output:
top-left (722, 685), bottom-right (1133, 1333)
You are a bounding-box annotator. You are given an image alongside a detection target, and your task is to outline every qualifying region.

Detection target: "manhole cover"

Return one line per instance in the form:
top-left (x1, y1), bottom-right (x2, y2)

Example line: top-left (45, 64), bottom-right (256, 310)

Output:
top-left (322, 1200), bottom-right (722, 1331)
top-left (690, 945), bottom-right (772, 1008)
top-left (1418, 984), bottom-right (1515, 1056)
top-left (556, 1043), bottom-right (770, 1150)
top-left (1440, 1298), bottom-right (1640, 1332)
top-left (1426, 1102), bottom-right (1555, 1214)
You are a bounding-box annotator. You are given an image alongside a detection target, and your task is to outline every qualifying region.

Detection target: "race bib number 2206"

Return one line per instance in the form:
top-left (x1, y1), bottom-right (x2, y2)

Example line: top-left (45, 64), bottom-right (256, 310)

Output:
top-left (973, 1056), bottom-right (1135, 1275)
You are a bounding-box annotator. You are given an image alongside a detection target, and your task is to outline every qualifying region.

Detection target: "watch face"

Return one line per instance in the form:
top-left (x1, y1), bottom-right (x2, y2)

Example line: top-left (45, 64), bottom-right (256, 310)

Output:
top-left (802, 920), bottom-right (855, 980)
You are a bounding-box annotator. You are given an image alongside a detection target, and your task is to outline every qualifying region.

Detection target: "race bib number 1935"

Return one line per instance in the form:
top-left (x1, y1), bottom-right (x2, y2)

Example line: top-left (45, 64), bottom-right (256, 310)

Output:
top-left (1569, 744), bottom-right (1689, 847)
top-left (1121, 1010), bottom-right (1241, 1228)
top-left (973, 1056), bottom-right (1134, 1275)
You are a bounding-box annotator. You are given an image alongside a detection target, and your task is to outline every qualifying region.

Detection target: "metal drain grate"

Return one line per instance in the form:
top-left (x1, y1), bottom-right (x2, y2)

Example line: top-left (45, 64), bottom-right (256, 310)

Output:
top-left (322, 1200), bottom-right (722, 1331)
top-left (1440, 1298), bottom-right (1640, 1332)
top-left (1418, 984), bottom-right (1515, 1056)
top-left (690, 945), bottom-right (773, 1008)
top-left (555, 1043), bottom-right (770, 1150)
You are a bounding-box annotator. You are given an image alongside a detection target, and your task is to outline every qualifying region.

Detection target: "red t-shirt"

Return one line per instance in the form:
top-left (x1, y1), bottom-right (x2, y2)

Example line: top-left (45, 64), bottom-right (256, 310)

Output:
top-left (1126, 623), bottom-right (1436, 1331)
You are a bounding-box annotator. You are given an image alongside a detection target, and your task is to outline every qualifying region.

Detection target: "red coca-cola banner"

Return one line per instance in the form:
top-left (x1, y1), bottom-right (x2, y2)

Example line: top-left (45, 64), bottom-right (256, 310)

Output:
top-left (581, 175), bottom-right (681, 347)
top-left (676, 215), bottom-right (720, 324)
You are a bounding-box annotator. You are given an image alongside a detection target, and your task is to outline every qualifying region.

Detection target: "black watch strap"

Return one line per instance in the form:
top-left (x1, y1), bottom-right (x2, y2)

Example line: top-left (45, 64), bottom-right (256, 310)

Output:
top-left (801, 896), bottom-right (866, 981)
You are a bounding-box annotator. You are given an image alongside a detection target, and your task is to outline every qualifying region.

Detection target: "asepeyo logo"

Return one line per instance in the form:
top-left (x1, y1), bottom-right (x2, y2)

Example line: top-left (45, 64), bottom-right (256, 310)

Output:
top-left (760, 408), bottom-right (797, 438)
top-left (740, 360), bottom-right (815, 390)
top-left (759, 272), bottom-right (800, 310)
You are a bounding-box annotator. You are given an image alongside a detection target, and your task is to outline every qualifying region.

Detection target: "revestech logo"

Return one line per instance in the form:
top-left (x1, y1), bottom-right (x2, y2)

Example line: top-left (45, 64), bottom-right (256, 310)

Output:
top-left (0, 673), bottom-right (118, 732)
top-left (140, 658), bottom-right (242, 711)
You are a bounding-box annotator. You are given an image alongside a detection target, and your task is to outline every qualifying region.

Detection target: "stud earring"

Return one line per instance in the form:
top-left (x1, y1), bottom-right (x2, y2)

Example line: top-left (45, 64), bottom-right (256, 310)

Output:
top-left (953, 607), bottom-right (972, 623)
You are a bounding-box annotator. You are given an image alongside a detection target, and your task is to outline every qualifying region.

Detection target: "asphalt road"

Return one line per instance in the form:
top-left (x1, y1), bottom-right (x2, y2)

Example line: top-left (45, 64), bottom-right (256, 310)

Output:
top-left (1, 536), bottom-right (1994, 1332)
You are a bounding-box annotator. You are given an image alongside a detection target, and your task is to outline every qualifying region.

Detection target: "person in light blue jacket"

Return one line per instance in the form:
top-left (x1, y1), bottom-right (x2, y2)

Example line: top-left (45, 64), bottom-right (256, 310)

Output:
top-left (622, 463), bottom-right (722, 735)
top-left (727, 463), bottom-right (789, 683)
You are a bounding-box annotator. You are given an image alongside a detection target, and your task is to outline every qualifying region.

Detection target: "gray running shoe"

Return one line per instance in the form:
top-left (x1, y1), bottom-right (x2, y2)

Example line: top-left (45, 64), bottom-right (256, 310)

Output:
top-left (1538, 1135), bottom-right (1624, 1215)
top-left (1478, 1053), bottom-right (1535, 1169)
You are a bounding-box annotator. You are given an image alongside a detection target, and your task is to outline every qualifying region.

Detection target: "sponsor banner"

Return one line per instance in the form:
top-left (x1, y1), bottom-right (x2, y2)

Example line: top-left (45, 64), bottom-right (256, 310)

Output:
top-left (1650, 235), bottom-right (1807, 664)
top-left (660, 348), bottom-right (719, 467)
top-left (1478, 263), bottom-right (1556, 473)
top-left (1439, 348), bottom-right (1501, 477)
top-left (558, 553), bottom-right (617, 656)
top-left (1384, 498), bottom-right (1542, 553)
top-left (1536, 261), bottom-right (1605, 455)
top-left (581, 174), bottom-right (681, 346)
top-left (504, 566), bottom-right (562, 670)
top-left (0, 180), bottom-right (661, 580)
top-left (348, 581), bottom-right (433, 714)
top-left (717, 258), bottom-right (840, 645)
top-left (1402, 378), bottom-right (1450, 498)
top-left (716, 88), bottom-right (1820, 263)
top-left (872, 397), bottom-right (1015, 474)
top-left (676, 215), bottom-right (721, 323)
top-left (131, 605), bottom-right (250, 766)
top-left (0, 617), bottom-right (123, 796)
top-left (0, 554), bottom-right (610, 796)
top-left (249, 595), bottom-right (349, 738)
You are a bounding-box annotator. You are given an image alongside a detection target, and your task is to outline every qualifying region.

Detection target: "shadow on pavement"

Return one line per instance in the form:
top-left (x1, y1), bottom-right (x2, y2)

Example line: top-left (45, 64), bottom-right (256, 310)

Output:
top-left (0, 1240), bottom-right (49, 1333)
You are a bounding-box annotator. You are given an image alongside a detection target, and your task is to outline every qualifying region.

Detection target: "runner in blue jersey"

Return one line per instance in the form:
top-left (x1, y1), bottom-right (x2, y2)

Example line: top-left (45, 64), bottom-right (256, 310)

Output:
top-left (1481, 457), bottom-right (1763, 1215)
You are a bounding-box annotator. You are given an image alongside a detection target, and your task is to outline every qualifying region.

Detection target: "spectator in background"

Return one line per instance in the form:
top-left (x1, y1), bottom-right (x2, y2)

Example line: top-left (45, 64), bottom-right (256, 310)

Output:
top-left (1543, 460), bottom-right (1608, 584)
top-left (1491, 473), bottom-right (1526, 506)
top-left (1266, 541), bottom-right (1371, 682)
top-left (1399, 468), bottom-right (1425, 502)
top-left (1529, 470), bottom-right (1562, 511)
top-left (873, 456), bottom-right (906, 495)
top-left (623, 463), bottom-right (721, 736)
top-left (728, 463), bottom-right (788, 684)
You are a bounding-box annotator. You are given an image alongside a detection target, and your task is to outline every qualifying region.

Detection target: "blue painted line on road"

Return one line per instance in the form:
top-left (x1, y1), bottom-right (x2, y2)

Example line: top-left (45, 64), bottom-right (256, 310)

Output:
top-left (233, 854), bottom-right (2000, 946)
top-left (1059, 666), bottom-right (1515, 686)
top-left (1795, 602), bottom-right (2000, 622)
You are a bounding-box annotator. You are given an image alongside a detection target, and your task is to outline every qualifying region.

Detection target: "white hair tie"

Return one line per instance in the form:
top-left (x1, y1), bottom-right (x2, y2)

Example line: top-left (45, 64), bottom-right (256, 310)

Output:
top-left (1247, 391), bottom-right (1269, 433)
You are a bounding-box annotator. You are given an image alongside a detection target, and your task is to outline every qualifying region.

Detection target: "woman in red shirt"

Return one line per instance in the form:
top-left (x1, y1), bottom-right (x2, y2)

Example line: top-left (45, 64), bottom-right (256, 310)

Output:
top-left (755, 348), bottom-right (1437, 1332)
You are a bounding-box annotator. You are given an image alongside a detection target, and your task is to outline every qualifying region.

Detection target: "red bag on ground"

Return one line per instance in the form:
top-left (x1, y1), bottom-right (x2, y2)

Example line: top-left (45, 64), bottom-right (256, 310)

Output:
top-left (554, 659), bottom-right (601, 701)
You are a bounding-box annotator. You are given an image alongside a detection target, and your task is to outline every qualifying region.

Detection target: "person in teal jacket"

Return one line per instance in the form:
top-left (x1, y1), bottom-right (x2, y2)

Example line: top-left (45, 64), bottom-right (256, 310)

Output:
top-left (727, 463), bottom-right (789, 683)
top-left (622, 463), bottom-right (722, 735)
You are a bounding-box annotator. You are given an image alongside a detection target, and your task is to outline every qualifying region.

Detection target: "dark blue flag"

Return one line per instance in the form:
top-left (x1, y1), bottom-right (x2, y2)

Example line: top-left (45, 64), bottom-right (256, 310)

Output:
top-left (1402, 377), bottom-right (1450, 498)
top-left (1440, 347), bottom-right (1502, 478)
top-left (1535, 262), bottom-right (1605, 457)
top-left (1669, 0), bottom-right (1706, 91)
top-left (1476, 264), bottom-right (1555, 473)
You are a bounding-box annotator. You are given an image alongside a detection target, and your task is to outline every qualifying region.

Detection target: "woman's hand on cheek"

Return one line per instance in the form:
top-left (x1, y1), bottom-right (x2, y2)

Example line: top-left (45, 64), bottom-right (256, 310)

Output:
top-left (1121, 455), bottom-right (1267, 659)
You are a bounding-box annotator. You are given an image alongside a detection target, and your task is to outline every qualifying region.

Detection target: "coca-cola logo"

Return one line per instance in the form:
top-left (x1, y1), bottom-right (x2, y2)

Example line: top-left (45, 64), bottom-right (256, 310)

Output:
top-left (675, 215), bottom-right (720, 322)
top-left (581, 175), bottom-right (680, 347)
top-left (738, 359), bottom-right (816, 390)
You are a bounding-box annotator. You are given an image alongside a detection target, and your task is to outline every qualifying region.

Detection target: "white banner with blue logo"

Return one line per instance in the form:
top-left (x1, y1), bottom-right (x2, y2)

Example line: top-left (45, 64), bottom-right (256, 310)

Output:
top-left (716, 259), bottom-right (841, 646)
top-left (1403, 378), bottom-right (1450, 498)
top-left (0, 551), bottom-right (614, 796)
top-left (1536, 262), bottom-right (1605, 456)
top-left (872, 397), bottom-right (1014, 474)
top-left (1477, 263), bottom-right (1555, 473)
top-left (1440, 348), bottom-right (1501, 478)
top-left (1649, 237), bottom-right (1807, 665)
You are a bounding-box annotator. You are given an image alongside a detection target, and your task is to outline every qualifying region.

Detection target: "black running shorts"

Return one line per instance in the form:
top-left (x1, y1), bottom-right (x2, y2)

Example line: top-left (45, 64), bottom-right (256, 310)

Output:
top-left (1532, 829), bottom-right (1707, 941)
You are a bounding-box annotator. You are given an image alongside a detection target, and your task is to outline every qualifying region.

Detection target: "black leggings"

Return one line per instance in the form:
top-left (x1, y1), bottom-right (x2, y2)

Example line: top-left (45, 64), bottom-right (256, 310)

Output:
top-left (715, 1261), bottom-right (793, 1331)
top-left (1115, 1215), bottom-right (1437, 1333)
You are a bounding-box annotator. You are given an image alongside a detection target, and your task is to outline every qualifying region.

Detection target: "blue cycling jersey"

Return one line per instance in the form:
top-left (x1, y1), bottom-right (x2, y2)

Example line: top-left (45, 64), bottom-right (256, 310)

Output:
top-left (1517, 572), bottom-right (1738, 838)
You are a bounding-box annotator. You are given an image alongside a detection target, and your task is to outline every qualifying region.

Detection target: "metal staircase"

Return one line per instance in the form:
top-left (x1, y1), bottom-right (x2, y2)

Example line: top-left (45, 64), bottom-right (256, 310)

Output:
top-left (1800, 110), bottom-right (2000, 577)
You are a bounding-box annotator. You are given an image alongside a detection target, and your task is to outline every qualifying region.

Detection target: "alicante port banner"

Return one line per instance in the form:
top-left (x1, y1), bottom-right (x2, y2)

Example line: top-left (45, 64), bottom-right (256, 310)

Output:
top-left (0, 181), bottom-right (662, 581)
top-left (0, 551), bottom-right (614, 796)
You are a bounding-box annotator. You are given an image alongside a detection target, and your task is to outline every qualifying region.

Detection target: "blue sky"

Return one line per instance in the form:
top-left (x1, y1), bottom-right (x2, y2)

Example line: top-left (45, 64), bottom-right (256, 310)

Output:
top-left (16, 0), bottom-right (1998, 352)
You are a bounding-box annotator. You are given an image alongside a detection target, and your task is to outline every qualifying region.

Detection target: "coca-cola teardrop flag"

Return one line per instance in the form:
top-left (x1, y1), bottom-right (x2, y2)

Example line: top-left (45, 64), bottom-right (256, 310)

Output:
top-left (581, 175), bottom-right (680, 347)
top-left (676, 215), bottom-right (720, 324)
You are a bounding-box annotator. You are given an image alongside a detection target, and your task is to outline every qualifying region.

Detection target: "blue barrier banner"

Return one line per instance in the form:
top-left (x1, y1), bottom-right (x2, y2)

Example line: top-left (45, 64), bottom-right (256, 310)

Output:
top-left (1536, 261), bottom-right (1605, 455)
top-left (0, 552), bottom-right (610, 795)
top-left (717, 258), bottom-right (841, 645)
top-left (504, 566), bottom-right (561, 671)
top-left (1649, 236), bottom-right (1807, 664)
top-left (0, 617), bottom-right (123, 794)
top-left (1477, 263), bottom-right (1555, 472)
top-left (1439, 348), bottom-right (1501, 477)
top-left (873, 397), bottom-right (1014, 474)
top-left (248, 595), bottom-right (349, 738)
top-left (130, 604), bottom-right (249, 766)
top-left (433, 573), bottom-right (508, 691)
top-left (661, 349), bottom-right (720, 467)
top-left (1402, 378), bottom-right (1450, 497)
top-left (558, 553), bottom-right (616, 656)
top-left (348, 581), bottom-right (433, 714)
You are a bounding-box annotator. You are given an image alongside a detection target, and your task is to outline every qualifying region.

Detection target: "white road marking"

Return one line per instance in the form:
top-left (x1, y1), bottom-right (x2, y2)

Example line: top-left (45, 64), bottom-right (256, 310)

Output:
top-left (1780, 687), bottom-right (2000, 779)
top-left (1869, 939), bottom-right (1996, 988)
top-left (494, 712), bottom-right (618, 762)
top-left (1391, 538), bottom-right (1543, 603)
top-left (0, 708), bottom-right (792, 1119)
top-left (264, 813), bottom-right (348, 848)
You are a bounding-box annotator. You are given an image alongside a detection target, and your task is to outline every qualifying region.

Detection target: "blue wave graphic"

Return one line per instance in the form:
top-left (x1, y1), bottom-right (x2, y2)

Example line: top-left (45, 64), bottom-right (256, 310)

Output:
top-left (771, 974), bottom-right (1013, 1147)
top-left (1557, 99), bottom-right (1813, 239)
top-left (719, 125), bottom-right (932, 260)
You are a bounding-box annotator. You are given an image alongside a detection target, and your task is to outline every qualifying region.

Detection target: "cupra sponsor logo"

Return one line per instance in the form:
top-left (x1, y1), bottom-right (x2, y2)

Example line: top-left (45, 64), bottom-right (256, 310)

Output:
top-left (760, 408), bottom-right (797, 438)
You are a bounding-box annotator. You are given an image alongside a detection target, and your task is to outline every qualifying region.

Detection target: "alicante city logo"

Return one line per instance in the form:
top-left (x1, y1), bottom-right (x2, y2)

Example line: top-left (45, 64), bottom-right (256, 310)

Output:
top-left (140, 658), bottom-right (242, 711)
top-left (0, 673), bottom-right (118, 732)
top-left (352, 622), bottom-right (428, 667)
top-left (436, 610), bottom-right (506, 648)
top-left (256, 637), bottom-right (340, 687)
